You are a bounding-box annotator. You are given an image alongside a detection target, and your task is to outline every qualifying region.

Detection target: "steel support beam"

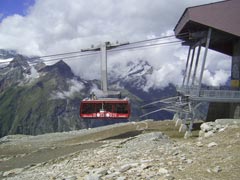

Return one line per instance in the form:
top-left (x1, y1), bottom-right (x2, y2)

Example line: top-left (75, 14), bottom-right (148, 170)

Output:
top-left (198, 28), bottom-right (212, 95)
top-left (101, 42), bottom-right (108, 93)
top-left (192, 45), bottom-right (201, 85)
top-left (182, 46), bottom-right (192, 87)
top-left (186, 47), bottom-right (195, 86)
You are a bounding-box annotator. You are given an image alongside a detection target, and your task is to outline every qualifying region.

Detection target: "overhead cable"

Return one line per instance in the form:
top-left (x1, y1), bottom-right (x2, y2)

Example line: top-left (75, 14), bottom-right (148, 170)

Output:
top-left (0, 33), bottom-right (188, 65)
top-left (28, 32), bottom-right (188, 60)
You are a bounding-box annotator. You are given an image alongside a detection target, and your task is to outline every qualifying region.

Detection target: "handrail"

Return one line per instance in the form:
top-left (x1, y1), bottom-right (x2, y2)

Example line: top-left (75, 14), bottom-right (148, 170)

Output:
top-left (177, 85), bottom-right (240, 101)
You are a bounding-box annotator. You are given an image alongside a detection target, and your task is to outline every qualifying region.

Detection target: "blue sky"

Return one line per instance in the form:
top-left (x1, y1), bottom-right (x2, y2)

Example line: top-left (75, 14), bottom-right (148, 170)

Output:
top-left (0, 0), bottom-right (35, 22)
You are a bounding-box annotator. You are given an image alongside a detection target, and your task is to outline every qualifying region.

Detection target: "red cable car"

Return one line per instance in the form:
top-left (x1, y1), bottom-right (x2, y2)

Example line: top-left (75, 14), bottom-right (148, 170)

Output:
top-left (80, 42), bottom-right (131, 119)
top-left (80, 98), bottom-right (130, 119)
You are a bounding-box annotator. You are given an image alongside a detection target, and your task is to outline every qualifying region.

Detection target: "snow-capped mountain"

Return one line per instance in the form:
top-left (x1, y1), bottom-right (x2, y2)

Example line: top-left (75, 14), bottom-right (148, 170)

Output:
top-left (0, 49), bottom-right (17, 67)
top-left (0, 49), bottom-right (17, 59)
top-left (109, 60), bottom-right (152, 90)
top-left (109, 59), bottom-right (176, 97)
top-left (0, 51), bottom-right (145, 138)
top-left (0, 50), bottom-right (178, 138)
top-left (109, 59), bottom-right (177, 119)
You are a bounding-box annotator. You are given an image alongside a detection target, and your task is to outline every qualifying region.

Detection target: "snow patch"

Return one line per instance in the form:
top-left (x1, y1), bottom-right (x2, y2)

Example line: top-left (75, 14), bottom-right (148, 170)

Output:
top-left (0, 58), bottom-right (13, 63)
top-left (22, 66), bottom-right (40, 84)
top-left (0, 58), bottom-right (13, 67)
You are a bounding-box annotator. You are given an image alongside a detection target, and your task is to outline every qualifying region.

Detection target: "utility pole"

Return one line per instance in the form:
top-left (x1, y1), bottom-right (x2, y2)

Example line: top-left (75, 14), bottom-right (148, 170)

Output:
top-left (81, 41), bottom-right (129, 95)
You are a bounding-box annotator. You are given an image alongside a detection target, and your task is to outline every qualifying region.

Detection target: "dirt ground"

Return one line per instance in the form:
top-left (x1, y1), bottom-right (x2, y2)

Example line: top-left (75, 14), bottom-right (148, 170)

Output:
top-left (0, 120), bottom-right (239, 179)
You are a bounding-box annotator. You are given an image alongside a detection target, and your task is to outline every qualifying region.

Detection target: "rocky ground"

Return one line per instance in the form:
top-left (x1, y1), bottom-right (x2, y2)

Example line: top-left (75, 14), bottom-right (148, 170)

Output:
top-left (0, 120), bottom-right (239, 180)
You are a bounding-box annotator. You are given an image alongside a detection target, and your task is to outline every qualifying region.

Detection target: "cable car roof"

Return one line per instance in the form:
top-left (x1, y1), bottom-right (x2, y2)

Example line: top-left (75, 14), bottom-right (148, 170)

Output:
top-left (81, 97), bottom-right (129, 102)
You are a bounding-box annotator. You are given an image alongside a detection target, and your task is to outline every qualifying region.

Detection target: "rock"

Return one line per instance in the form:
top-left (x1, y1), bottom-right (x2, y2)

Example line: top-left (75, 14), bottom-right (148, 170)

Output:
top-left (186, 159), bottom-right (193, 164)
top-left (198, 130), bottom-right (205, 137)
top-left (2, 168), bottom-right (24, 177)
top-left (84, 173), bottom-right (100, 180)
top-left (204, 131), bottom-right (214, 138)
top-left (199, 120), bottom-right (239, 138)
top-left (173, 151), bottom-right (179, 156)
top-left (196, 141), bottom-right (203, 147)
top-left (104, 172), bottom-right (120, 179)
top-left (88, 161), bottom-right (96, 167)
top-left (218, 127), bottom-right (226, 132)
top-left (177, 166), bottom-right (184, 171)
top-left (117, 177), bottom-right (126, 180)
top-left (140, 163), bottom-right (152, 170)
top-left (215, 124), bottom-right (222, 130)
top-left (207, 168), bottom-right (211, 173)
top-left (181, 156), bottom-right (186, 162)
top-left (212, 166), bottom-right (222, 173)
top-left (237, 133), bottom-right (240, 138)
top-left (65, 176), bottom-right (77, 180)
top-left (207, 142), bottom-right (218, 148)
top-left (165, 174), bottom-right (175, 180)
top-left (200, 122), bottom-right (214, 132)
top-left (92, 167), bottom-right (108, 176)
top-left (159, 168), bottom-right (168, 175)
top-left (119, 164), bottom-right (132, 172)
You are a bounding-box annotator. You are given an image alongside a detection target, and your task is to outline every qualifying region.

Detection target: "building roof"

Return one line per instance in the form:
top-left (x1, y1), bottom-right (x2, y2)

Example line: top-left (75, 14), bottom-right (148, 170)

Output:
top-left (174, 0), bottom-right (240, 56)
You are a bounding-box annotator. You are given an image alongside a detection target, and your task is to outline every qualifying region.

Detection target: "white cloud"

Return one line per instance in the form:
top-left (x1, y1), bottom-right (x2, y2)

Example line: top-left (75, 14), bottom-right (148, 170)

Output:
top-left (51, 79), bottom-right (84, 99)
top-left (205, 49), bottom-right (231, 72)
top-left (0, 0), bottom-right (221, 55)
top-left (144, 62), bottom-right (184, 91)
top-left (0, 0), bottom-right (228, 89)
top-left (203, 69), bottom-right (229, 86)
top-left (90, 84), bottom-right (106, 98)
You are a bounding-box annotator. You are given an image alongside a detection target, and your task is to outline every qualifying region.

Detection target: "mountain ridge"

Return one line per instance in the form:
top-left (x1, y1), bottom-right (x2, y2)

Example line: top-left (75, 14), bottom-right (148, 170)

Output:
top-left (0, 50), bottom-right (176, 138)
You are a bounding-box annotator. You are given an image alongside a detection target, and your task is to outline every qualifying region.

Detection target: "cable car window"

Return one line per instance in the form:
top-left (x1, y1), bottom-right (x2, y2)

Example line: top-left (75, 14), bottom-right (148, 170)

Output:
top-left (115, 103), bottom-right (128, 113)
top-left (104, 103), bottom-right (113, 112)
top-left (81, 103), bottom-right (95, 114)
top-left (96, 103), bottom-right (102, 112)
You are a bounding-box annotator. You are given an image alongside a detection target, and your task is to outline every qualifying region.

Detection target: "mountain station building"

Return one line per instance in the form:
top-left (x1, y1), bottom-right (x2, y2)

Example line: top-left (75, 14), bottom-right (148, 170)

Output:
top-left (174, 0), bottom-right (240, 121)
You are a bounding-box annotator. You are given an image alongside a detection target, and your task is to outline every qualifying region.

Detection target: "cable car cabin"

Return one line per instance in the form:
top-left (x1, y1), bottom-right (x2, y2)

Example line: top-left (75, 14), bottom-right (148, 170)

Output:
top-left (80, 98), bottom-right (130, 119)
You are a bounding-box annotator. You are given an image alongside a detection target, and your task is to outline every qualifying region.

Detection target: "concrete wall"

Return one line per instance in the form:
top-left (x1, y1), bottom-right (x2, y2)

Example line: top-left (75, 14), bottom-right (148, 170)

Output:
top-left (230, 103), bottom-right (240, 118)
top-left (206, 102), bottom-right (230, 121)
top-left (206, 102), bottom-right (240, 121)
top-left (207, 39), bottom-right (240, 121)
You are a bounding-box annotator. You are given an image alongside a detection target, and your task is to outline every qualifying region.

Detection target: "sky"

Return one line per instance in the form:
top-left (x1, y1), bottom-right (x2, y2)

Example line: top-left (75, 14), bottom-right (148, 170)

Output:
top-left (0, 0), bottom-right (35, 21)
top-left (0, 0), bottom-right (231, 90)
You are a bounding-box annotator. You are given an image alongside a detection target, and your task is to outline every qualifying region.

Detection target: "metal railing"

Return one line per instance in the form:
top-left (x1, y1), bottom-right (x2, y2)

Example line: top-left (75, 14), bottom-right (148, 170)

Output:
top-left (177, 85), bottom-right (240, 102)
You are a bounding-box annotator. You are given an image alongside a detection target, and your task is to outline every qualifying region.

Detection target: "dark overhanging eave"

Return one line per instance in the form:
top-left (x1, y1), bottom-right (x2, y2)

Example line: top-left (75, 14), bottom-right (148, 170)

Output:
top-left (174, 0), bottom-right (237, 36)
top-left (175, 21), bottom-right (236, 56)
top-left (174, 0), bottom-right (240, 56)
